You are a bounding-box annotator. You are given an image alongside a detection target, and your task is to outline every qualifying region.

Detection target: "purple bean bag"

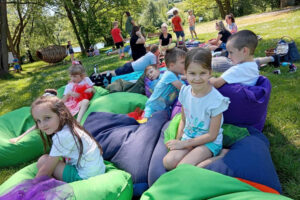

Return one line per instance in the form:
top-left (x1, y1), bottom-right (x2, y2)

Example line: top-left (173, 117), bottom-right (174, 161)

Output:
top-left (205, 126), bottom-right (282, 193)
top-left (170, 76), bottom-right (271, 130)
top-left (218, 76), bottom-right (271, 131)
top-left (83, 111), bottom-right (169, 196)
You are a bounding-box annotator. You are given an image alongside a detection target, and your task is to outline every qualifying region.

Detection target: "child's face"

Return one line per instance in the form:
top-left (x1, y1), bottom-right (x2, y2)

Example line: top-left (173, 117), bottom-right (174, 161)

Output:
top-left (215, 24), bottom-right (220, 31)
top-left (225, 16), bottom-right (230, 24)
top-left (70, 74), bottom-right (84, 83)
top-left (186, 62), bottom-right (211, 89)
top-left (169, 57), bottom-right (185, 75)
top-left (146, 67), bottom-right (160, 81)
top-left (189, 11), bottom-right (193, 15)
top-left (32, 103), bottom-right (60, 136)
top-left (226, 41), bottom-right (247, 65)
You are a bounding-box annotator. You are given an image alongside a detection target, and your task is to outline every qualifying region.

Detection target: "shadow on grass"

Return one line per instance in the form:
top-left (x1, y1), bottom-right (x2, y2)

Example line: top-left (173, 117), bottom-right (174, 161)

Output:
top-left (263, 120), bottom-right (300, 198)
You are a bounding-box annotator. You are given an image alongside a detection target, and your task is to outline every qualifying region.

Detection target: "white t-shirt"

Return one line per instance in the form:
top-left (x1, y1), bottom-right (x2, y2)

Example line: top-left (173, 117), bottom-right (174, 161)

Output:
top-left (49, 125), bottom-right (105, 179)
top-left (131, 52), bottom-right (157, 72)
top-left (63, 77), bottom-right (94, 95)
top-left (221, 61), bottom-right (259, 86)
top-left (178, 85), bottom-right (230, 145)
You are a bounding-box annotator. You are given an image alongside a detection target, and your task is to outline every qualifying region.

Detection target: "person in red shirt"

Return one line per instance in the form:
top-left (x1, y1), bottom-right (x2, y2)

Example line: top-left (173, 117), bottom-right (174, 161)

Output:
top-left (171, 10), bottom-right (185, 47)
top-left (111, 21), bottom-right (125, 59)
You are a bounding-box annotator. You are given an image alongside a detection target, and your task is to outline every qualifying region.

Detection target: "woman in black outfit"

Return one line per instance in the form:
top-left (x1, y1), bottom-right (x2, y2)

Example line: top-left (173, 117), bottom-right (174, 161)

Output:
top-left (130, 26), bottom-right (146, 61)
top-left (159, 23), bottom-right (173, 56)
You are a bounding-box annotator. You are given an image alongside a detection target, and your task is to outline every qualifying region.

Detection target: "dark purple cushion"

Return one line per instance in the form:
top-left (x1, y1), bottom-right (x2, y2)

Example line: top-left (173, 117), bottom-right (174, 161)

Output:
top-left (84, 111), bottom-right (169, 196)
top-left (218, 76), bottom-right (271, 131)
top-left (205, 127), bottom-right (282, 193)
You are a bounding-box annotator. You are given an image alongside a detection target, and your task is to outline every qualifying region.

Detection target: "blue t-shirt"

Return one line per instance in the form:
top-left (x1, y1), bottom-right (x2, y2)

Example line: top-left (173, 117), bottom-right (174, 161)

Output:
top-left (131, 52), bottom-right (156, 71)
top-left (144, 70), bottom-right (180, 118)
top-left (179, 85), bottom-right (230, 145)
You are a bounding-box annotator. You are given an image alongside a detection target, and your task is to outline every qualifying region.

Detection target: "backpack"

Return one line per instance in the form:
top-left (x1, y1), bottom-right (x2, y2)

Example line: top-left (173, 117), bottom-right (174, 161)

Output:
top-left (276, 36), bottom-right (300, 62)
top-left (89, 65), bottom-right (112, 87)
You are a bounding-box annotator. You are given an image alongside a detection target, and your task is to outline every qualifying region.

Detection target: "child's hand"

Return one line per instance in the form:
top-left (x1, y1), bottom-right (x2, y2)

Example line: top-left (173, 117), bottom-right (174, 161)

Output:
top-left (180, 75), bottom-right (187, 80)
top-left (70, 92), bottom-right (80, 98)
top-left (84, 88), bottom-right (93, 93)
top-left (9, 137), bottom-right (20, 144)
top-left (166, 139), bottom-right (184, 150)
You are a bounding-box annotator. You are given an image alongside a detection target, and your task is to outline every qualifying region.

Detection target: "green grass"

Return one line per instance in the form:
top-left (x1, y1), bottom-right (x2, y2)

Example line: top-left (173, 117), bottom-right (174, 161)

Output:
top-left (1, 8), bottom-right (300, 199)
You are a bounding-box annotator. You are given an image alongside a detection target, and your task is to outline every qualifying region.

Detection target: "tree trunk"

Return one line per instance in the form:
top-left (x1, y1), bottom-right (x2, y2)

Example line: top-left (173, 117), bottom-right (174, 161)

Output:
top-left (215, 0), bottom-right (226, 18)
top-left (0, 0), bottom-right (9, 73)
top-left (224, 0), bottom-right (232, 14)
top-left (64, 1), bottom-right (85, 54)
top-left (72, 0), bottom-right (91, 51)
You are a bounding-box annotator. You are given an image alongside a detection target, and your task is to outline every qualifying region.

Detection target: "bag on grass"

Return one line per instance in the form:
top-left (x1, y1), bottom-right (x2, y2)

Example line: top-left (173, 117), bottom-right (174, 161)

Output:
top-left (89, 65), bottom-right (112, 87)
top-left (276, 36), bottom-right (300, 62)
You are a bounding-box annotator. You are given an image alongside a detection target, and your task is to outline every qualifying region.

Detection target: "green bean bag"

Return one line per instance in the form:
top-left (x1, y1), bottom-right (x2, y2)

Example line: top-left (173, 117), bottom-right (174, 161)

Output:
top-left (0, 86), bottom-right (147, 168)
top-left (80, 92), bottom-right (148, 123)
top-left (141, 164), bottom-right (291, 200)
top-left (0, 161), bottom-right (133, 200)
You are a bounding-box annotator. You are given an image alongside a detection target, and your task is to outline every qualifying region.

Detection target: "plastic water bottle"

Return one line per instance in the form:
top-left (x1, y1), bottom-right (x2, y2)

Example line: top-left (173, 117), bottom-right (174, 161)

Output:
top-left (103, 76), bottom-right (109, 87)
top-left (94, 65), bottom-right (97, 74)
top-left (281, 62), bottom-right (291, 67)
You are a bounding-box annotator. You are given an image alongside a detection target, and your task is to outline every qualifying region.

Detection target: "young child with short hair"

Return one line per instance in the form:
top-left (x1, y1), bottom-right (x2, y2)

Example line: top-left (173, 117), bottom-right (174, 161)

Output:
top-left (163, 48), bottom-right (230, 170)
top-left (210, 30), bottom-right (259, 88)
top-left (171, 10), bottom-right (185, 47)
top-left (32, 96), bottom-right (105, 182)
top-left (144, 47), bottom-right (186, 118)
top-left (188, 10), bottom-right (197, 40)
top-left (63, 64), bottom-right (95, 122)
top-left (111, 21), bottom-right (125, 59)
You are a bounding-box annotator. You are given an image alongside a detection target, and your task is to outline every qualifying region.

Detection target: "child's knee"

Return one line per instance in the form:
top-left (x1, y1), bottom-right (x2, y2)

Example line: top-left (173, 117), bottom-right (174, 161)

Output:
top-left (81, 99), bottom-right (90, 106)
top-left (37, 154), bottom-right (49, 169)
top-left (163, 154), bottom-right (178, 170)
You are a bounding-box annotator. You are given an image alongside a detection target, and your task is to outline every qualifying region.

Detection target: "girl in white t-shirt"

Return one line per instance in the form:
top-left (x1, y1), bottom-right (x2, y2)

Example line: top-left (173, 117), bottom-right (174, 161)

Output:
top-left (62, 64), bottom-right (95, 123)
top-left (32, 96), bottom-right (105, 183)
top-left (163, 48), bottom-right (230, 170)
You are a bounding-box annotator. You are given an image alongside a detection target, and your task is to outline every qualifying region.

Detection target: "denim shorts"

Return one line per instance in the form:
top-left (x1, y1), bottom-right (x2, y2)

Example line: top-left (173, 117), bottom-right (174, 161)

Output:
top-left (175, 31), bottom-right (185, 38)
top-left (219, 42), bottom-right (227, 50)
top-left (62, 164), bottom-right (83, 183)
top-left (189, 26), bottom-right (195, 31)
top-left (115, 62), bottom-right (134, 76)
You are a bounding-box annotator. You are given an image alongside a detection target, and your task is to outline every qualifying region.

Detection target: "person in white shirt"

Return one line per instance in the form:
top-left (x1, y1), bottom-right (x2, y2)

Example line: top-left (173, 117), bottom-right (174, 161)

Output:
top-left (209, 30), bottom-right (259, 88)
top-left (32, 96), bottom-right (105, 183)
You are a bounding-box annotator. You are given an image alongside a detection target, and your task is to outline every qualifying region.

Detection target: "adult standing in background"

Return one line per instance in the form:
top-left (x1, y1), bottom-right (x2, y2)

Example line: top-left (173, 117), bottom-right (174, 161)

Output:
top-left (225, 13), bottom-right (238, 34)
top-left (125, 11), bottom-right (135, 36)
top-left (67, 41), bottom-right (74, 61)
top-left (130, 26), bottom-right (146, 61)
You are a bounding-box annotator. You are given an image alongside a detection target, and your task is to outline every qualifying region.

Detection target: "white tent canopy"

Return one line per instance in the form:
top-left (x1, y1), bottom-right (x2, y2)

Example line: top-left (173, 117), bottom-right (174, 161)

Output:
top-left (167, 7), bottom-right (178, 16)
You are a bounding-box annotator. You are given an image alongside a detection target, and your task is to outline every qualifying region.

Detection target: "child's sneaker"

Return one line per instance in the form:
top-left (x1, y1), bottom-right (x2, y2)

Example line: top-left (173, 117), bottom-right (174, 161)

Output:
top-left (288, 64), bottom-right (297, 73)
top-left (271, 54), bottom-right (280, 67)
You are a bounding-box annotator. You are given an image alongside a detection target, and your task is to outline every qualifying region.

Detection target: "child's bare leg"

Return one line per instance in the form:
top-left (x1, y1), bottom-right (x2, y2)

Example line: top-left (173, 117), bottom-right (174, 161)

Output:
top-left (193, 30), bottom-right (198, 38)
top-left (163, 148), bottom-right (191, 170)
top-left (77, 99), bottom-right (90, 123)
top-left (178, 145), bottom-right (212, 166)
top-left (9, 125), bottom-right (37, 143)
top-left (190, 29), bottom-right (194, 39)
top-left (182, 36), bottom-right (185, 46)
top-left (197, 148), bottom-right (229, 168)
top-left (37, 154), bottom-right (65, 180)
top-left (176, 37), bottom-right (179, 47)
top-left (254, 57), bottom-right (273, 66)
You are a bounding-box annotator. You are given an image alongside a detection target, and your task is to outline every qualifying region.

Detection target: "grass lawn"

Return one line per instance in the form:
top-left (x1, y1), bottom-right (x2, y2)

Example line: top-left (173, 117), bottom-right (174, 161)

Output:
top-left (1, 8), bottom-right (300, 199)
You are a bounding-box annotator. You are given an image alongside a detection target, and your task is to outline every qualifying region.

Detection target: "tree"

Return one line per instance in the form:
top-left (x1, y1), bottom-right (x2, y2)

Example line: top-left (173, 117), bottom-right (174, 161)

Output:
top-left (0, 0), bottom-right (9, 73)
